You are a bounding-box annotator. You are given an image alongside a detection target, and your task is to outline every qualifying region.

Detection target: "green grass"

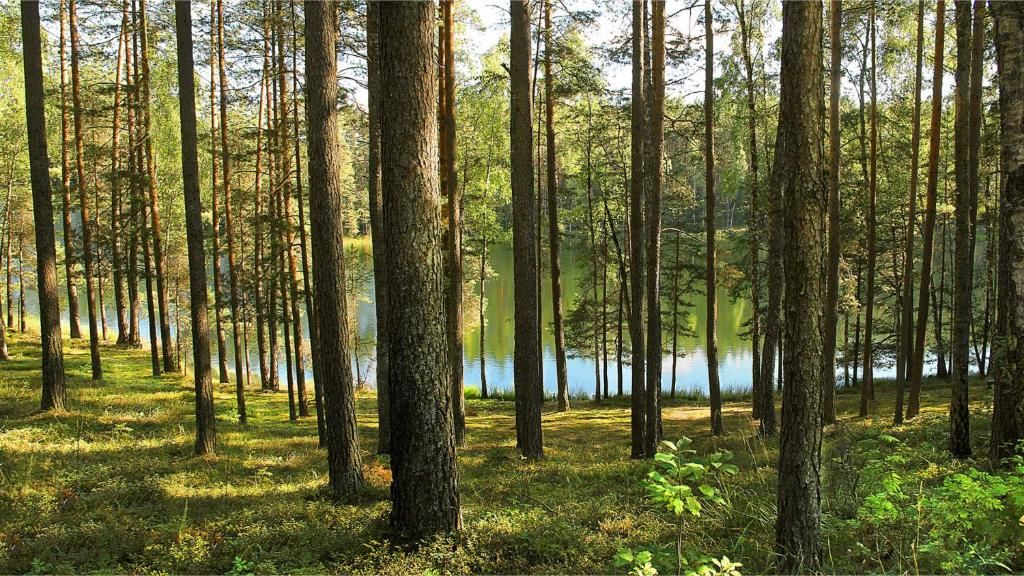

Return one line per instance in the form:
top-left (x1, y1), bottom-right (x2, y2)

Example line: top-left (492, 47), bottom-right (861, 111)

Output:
top-left (0, 332), bottom-right (1015, 574)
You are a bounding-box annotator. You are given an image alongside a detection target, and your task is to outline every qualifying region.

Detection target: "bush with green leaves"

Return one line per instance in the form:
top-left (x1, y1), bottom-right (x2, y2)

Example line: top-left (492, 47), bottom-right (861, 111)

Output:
top-left (616, 438), bottom-right (740, 576)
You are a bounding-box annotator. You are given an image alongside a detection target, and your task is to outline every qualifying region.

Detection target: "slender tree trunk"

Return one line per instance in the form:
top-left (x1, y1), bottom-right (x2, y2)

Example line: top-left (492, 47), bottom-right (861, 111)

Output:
top-left (705, 0), bottom-right (723, 436)
top-left (139, 0), bottom-right (174, 372)
top-left (209, 0), bottom-right (228, 384)
top-left (125, 19), bottom-right (141, 349)
top-left (111, 11), bottom-right (129, 346)
top-left (480, 236), bottom-right (488, 399)
top-left (174, 0), bottom-right (216, 456)
top-left (949, 0), bottom-right (975, 459)
top-left (860, 3), bottom-right (878, 416)
top-left (217, 0), bottom-right (248, 422)
top-left (909, 4), bottom-right (947, 417)
top-left (366, 0), bottom-right (389, 453)
top-left (70, 0), bottom-right (103, 380)
top-left (541, 0), bottom-right (570, 413)
top-left (22, 0), bottom-right (67, 411)
top-left (823, 0), bottom-right (843, 425)
top-left (141, 182), bottom-right (161, 376)
top-left (991, 0), bottom-right (1024, 463)
top-left (304, 0), bottom-right (363, 495)
top-left (511, 0), bottom-right (544, 460)
top-left (774, 2), bottom-right (826, 569)
top-left (254, 24), bottom-right (271, 393)
top-left (629, 0), bottom-right (648, 457)
top-left (58, 0), bottom-right (82, 341)
top-left (896, 1), bottom-right (925, 425)
top-left (4, 169), bottom-right (12, 332)
top-left (378, 0), bottom-right (462, 538)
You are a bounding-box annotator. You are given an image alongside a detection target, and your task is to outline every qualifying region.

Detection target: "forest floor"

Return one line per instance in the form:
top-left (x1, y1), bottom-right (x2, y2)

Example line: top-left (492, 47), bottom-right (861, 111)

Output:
top-left (0, 333), bottom-right (1020, 575)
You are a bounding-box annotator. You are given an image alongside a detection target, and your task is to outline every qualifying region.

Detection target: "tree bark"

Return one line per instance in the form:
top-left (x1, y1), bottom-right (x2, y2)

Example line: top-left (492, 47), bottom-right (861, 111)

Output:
top-left (379, 0), bottom-right (462, 539)
top-left (111, 9), bottom-right (129, 347)
top-left (823, 0), bottom-right (843, 425)
top-left (629, 0), bottom-right (648, 458)
top-left (860, 3), bottom-right (878, 416)
top-left (22, 0), bottom-right (68, 410)
top-left (510, 0), bottom-right (544, 460)
top-left (991, 0), bottom-right (1024, 463)
top-left (949, 0), bottom-right (975, 459)
top-left (773, 1), bottom-right (825, 569)
top-left (209, 0), bottom-right (228, 384)
top-left (366, 0), bottom-right (389, 454)
top-left (58, 0), bottom-right (82, 341)
top-left (70, 0), bottom-right (103, 381)
top-left (908, 1), bottom-right (946, 419)
top-left (305, 0), bottom-right (363, 496)
top-left (895, 0), bottom-right (925, 426)
top-left (705, 0), bottom-right (723, 436)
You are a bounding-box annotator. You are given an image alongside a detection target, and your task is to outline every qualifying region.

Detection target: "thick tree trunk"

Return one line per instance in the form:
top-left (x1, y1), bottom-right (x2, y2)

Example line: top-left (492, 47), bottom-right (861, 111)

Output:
top-left (378, 0), bottom-right (462, 538)
top-left (629, 0), bottom-right (648, 458)
top-left (895, 1), bottom-right (925, 425)
top-left (70, 0), bottom-right (103, 380)
top-left (305, 0), bottom-right (363, 496)
top-left (908, 1), bottom-right (946, 418)
top-left (991, 0), bottom-right (1024, 463)
top-left (366, 0), bottom-right (389, 454)
top-left (58, 0), bottom-right (82, 341)
top-left (174, 0), bottom-right (216, 456)
top-left (774, 1), bottom-right (825, 569)
top-left (510, 0), bottom-right (544, 460)
top-left (22, 0), bottom-right (67, 411)
top-left (949, 0), bottom-right (975, 458)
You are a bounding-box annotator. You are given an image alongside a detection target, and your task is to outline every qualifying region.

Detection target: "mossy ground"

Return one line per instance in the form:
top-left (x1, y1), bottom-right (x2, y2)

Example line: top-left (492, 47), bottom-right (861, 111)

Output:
top-left (0, 333), bottom-right (1008, 574)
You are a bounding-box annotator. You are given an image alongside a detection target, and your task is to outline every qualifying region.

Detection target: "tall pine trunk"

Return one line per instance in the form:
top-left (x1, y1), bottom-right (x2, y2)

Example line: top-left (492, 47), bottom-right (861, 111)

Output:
top-left (705, 0), bottom-right (723, 436)
top-left (629, 0), bottom-right (648, 457)
top-left (860, 3), bottom-right (878, 416)
top-left (58, 0), bottom-right (82, 341)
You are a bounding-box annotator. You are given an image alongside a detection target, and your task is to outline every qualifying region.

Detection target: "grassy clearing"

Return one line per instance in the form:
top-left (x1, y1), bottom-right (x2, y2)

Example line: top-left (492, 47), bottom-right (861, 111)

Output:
top-left (0, 333), bottom-right (1018, 574)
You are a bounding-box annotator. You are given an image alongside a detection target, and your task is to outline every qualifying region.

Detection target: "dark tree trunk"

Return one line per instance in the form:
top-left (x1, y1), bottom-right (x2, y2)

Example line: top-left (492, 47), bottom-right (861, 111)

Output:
top-left (909, 1), bottom-right (946, 418)
top-left (823, 0), bottom-right (843, 425)
top-left (895, 1), bottom-right (925, 425)
top-left (860, 3), bottom-right (878, 416)
top-left (629, 0), bottom-right (648, 458)
top-left (773, 1), bottom-right (825, 569)
top-left (705, 0), bottom-right (723, 436)
top-left (991, 0), bottom-right (1024, 463)
top-left (209, 0), bottom-right (228, 384)
top-left (366, 0), bottom-right (389, 454)
top-left (378, 0), bottom-right (462, 539)
top-left (543, 0), bottom-right (570, 414)
top-left (949, 0), bottom-right (976, 459)
top-left (304, 0), bottom-right (363, 496)
top-left (70, 0), bottom-right (102, 380)
top-left (58, 0), bottom-right (82, 341)
top-left (510, 0), bottom-right (544, 460)
top-left (22, 0), bottom-right (67, 411)
top-left (643, 0), bottom-right (665, 453)
top-left (111, 10), bottom-right (129, 347)
top-left (174, 0), bottom-right (216, 456)
top-left (254, 26), bottom-right (271, 394)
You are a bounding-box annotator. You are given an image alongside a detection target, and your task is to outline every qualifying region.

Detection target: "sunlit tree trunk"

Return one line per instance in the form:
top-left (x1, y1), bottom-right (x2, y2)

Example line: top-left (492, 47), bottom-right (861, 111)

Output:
top-left (629, 0), bottom-right (648, 457)
top-left (58, 0), bottom-right (82, 341)
top-left (511, 0), bottom-right (544, 460)
top-left (773, 1), bottom-right (825, 568)
top-left (70, 0), bottom-right (103, 380)
top-left (111, 10), bottom-right (129, 346)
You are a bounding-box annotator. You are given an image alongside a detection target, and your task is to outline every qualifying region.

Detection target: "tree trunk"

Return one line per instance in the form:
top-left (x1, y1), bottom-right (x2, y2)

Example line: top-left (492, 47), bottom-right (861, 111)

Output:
top-left (366, 0), bottom-right (389, 453)
top-left (822, 0), bottom-right (844, 425)
top-left (58, 0), bottom-right (82, 341)
top-left (139, 0), bottom-right (174, 372)
top-left (949, 0), bottom-right (975, 459)
top-left (125, 16), bottom-right (141, 349)
top-left (860, 3), bottom-right (878, 416)
top-left (629, 0), bottom-right (648, 458)
top-left (305, 0), bottom-right (363, 495)
top-left (254, 22), bottom-right (271, 394)
top-left (991, 0), bottom-right (1024, 463)
top-left (895, 1), bottom-right (925, 425)
top-left (909, 3), bottom-right (947, 417)
top-left (174, 0), bottom-right (216, 456)
top-left (480, 236), bottom-right (488, 399)
top-left (70, 0), bottom-right (103, 380)
top-left (774, 1), bottom-right (825, 569)
top-left (140, 181), bottom-right (161, 376)
top-left (378, 0), bottom-right (462, 538)
top-left (111, 9), bottom-right (129, 346)
top-left (705, 0), bottom-right (723, 436)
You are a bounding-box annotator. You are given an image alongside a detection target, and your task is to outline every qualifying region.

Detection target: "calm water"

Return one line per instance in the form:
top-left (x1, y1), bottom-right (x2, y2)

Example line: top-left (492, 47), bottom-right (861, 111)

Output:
top-left (22, 239), bottom-right (938, 397)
